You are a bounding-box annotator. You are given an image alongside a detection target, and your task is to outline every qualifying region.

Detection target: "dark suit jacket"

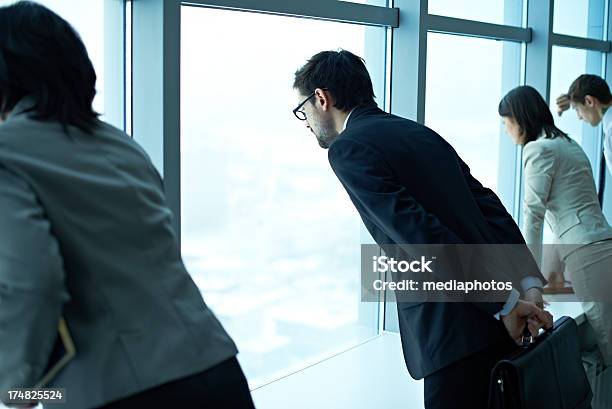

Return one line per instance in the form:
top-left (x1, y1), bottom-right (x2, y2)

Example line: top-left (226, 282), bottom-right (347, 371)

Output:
top-left (328, 102), bottom-right (545, 379)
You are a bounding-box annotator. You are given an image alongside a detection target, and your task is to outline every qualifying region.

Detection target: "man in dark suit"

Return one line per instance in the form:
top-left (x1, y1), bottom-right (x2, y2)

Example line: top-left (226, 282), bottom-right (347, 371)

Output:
top-left (292, 50), bottom-right (553, 408)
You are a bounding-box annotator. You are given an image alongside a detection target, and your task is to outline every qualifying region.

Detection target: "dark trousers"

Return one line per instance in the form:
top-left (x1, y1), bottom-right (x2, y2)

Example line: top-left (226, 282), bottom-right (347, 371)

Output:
top-left (424, 340), bottom-right (516, 409)
top-left (99, 357), bottom-right (255, 409)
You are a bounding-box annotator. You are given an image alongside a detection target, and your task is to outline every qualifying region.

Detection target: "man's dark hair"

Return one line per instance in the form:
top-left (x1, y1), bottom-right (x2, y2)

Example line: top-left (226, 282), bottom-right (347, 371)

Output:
top-left (0, 1), bottom-right (99, 133)
top-left (568, 74), bottom-right (612, 105)
top-left (499, 85), bottom-right (569, 144)
top-left (293, 50), bottom-right (375, 111)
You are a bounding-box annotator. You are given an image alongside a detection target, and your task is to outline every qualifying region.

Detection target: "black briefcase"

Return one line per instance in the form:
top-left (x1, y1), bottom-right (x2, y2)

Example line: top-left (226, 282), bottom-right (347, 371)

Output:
top-left (488, 316), bottom-right (592, 409)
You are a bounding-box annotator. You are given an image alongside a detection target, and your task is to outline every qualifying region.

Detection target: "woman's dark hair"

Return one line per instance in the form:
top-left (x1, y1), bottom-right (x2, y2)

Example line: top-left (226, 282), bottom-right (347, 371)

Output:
top-left (293, 49), bottom-right (375, 111)
top-left (498, 85), bottom-right (568, 144)
top-left (0, 1), bottom-right (98, 133)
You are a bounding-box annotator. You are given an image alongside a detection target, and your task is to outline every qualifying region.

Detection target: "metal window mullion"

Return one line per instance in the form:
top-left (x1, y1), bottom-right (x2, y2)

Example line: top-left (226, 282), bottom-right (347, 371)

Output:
top-left (580, 1), bottom-right (608, 192)
top-left (425, 14), bottom-right (531, 43)
top-left (525, 0), bottom-right (554, 100)
top-left (550, 33), bottom-right (611, 52)
top-left (382, 0), bottom-right (428, 334)
top-left (125, 0), bottom-right (133, 136)
top-left (103, 0), bottom-right (126, 131)
top-left (181, 0), bottom-right (399, 27)
top-left (497, 0), bottom-right (525, 219)
top-left (390, 0), bottom-right (428, 124)
top-left (132, 0), bottom-right (182, 244)
top-left (360, 25), bottom-right (390, 336)
top-left (517, 0), bottom-right (554, 229)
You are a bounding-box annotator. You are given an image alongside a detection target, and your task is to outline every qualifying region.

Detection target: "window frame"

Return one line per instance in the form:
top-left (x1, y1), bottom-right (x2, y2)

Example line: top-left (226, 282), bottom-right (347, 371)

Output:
top-left (130, 0), bottom-right (395, 387)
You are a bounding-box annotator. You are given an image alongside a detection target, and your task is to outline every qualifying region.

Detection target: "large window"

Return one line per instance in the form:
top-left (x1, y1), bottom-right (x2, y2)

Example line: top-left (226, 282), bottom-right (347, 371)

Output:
top-left (180, 6), bottom-right (384, 387)
top-left (425, 33), bottom-right (522, 193)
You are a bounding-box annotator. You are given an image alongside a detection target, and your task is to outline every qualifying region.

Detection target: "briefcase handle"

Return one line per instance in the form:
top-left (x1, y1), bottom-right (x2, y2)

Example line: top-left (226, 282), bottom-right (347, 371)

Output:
top-left (521, 327), bottom-right (533, 348)
top-left (520, 315), bottom-right (568, 349)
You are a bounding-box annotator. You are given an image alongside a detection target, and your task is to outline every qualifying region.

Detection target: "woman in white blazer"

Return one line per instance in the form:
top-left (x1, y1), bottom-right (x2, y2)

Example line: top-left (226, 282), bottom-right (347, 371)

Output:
top-left (499, 85), bottom-right (612, 368)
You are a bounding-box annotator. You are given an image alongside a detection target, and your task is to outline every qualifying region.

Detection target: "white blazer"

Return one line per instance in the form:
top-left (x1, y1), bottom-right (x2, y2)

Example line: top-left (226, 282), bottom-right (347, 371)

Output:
top-left (522, 135), bottom-right (612, 263)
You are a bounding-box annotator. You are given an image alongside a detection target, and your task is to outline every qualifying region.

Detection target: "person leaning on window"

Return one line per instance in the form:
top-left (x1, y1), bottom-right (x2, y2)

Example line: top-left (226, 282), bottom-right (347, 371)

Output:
top-left (500, 85), bottom-right (612, 369)
top-left (0, 2), bottom-right (255, 408)
top-left (292, 50), bottom-right (553, 409)
top-left (556, 75), bottom-right (612, 173)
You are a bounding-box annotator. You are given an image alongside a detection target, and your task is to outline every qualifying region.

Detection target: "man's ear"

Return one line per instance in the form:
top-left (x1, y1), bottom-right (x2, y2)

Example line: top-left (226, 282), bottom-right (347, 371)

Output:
top-left (314, 88), bottom-right (334, 112)
top-left (585, 95), bottom-right (597, 107)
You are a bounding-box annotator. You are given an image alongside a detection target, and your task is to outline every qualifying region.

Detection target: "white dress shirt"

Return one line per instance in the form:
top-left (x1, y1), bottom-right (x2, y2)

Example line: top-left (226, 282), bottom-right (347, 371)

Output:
top-left (342, 108), bottom-right (356, 132)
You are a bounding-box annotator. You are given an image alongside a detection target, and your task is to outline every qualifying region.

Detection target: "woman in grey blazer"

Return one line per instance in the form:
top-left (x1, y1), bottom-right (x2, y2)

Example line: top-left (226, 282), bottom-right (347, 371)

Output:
top-left (0, 2), bottom-right (255, 408)
top-left (499, 85), bottom-right (612, 368)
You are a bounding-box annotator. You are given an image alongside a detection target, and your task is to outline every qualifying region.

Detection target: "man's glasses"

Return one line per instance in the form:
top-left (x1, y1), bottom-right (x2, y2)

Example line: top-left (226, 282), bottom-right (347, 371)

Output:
top-left (293, 88), bottom-right (329, 121)
top-left (293, 91), bottom-right (316, 121)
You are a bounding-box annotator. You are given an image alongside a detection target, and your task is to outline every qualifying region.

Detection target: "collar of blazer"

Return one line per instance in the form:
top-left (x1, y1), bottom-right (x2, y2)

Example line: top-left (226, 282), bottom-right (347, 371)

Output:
top-left (343, 101), bottom-right (382, 130)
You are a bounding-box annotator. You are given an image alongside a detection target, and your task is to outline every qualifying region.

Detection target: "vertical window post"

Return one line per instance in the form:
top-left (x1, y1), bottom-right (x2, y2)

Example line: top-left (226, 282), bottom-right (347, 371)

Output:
top-left (132, 0), bottom-right (182, 244)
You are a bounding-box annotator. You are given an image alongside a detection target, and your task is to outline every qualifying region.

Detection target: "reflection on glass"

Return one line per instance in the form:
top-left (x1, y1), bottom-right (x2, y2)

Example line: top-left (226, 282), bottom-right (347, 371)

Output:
top-left (180, 7), bottom-right (382, 387)
top-left (425, 33), bottom-right (521, 192)
top-left (553, 0), bottom-right (605, 39)
top-left (428, 0), bottom-right (523, 26)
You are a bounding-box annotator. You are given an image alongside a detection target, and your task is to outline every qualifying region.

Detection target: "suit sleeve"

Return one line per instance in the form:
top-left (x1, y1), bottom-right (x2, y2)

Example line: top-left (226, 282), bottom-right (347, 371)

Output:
top-left (522, 142), bottom-right (555, 266)
top-left (0, 167), bottom-right (69, 394)
top-left (328, 139), bottom-right (505, 315)
top-left (458, 155), bottom-right (546, 288)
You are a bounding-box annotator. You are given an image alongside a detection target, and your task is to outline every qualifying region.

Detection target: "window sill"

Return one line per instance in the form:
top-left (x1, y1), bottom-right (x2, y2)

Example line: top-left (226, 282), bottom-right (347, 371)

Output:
top-left (251, 303), bottom-right (588, 409)
top-left (251, 332), bottom-right (424, 409)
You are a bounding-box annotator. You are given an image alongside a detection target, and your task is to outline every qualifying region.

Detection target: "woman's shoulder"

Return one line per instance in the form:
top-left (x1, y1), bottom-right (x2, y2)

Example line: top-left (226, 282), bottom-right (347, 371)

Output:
top-left (527, 135), bottom-right (577, 155)
top-left (527, 134), bottom-right (567, 147)
top-left (523, 136), bottom-right (560, 158)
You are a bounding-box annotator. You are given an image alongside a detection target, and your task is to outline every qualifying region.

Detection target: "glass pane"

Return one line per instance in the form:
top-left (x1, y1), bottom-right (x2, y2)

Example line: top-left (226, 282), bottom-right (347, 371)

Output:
top-left (0, 0), bottom-right (115, 126)
top-left (428, 0), bottom-right (523, 26)
top-left (553, 0), bottom-right (605, 39)
top-left (544, 46), bottom-right (603, 245)
top-left (181, 7), bottom-right (383, 387)
top-left (425, 33), bottom-right (522, 194)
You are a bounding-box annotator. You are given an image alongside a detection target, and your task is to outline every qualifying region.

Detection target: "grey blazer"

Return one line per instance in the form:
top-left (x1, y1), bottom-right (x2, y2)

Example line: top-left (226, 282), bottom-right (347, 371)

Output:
top-left (522, 135), bottom-right (612, 262)
top-left (0, 100), bottom-right (237, 409)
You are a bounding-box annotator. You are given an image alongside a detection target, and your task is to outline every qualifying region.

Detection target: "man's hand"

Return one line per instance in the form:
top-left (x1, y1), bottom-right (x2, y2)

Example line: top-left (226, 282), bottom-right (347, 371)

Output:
top-left (501, 300), bottom-right (553, 345)
top-left (524, 287), bottom-right (545, 309)
top-left (556, 94), bottom-right (571, 116)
